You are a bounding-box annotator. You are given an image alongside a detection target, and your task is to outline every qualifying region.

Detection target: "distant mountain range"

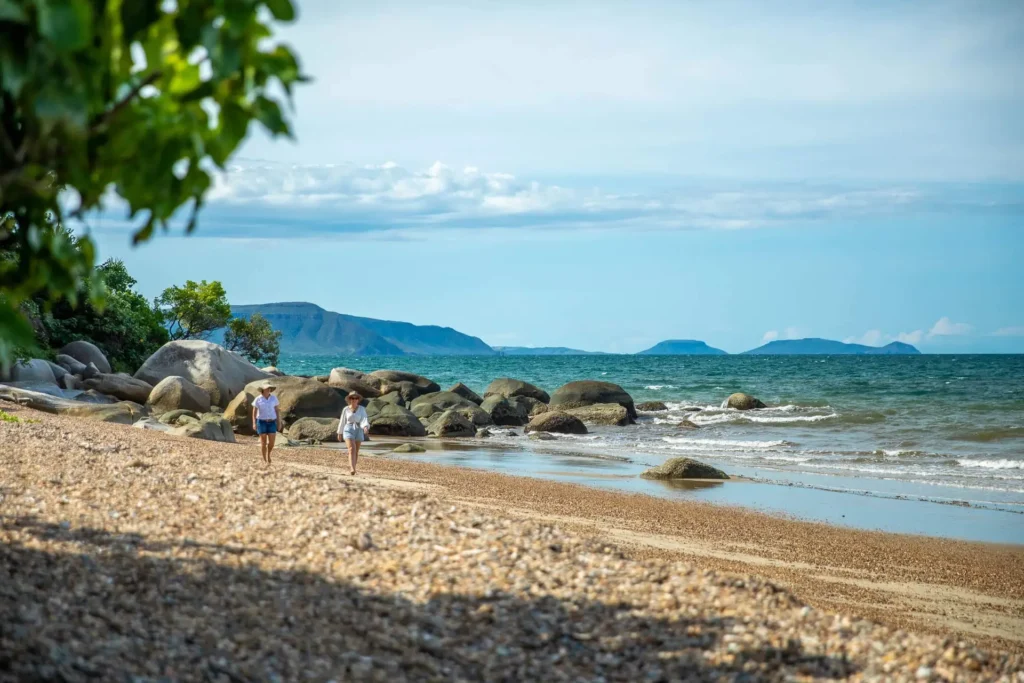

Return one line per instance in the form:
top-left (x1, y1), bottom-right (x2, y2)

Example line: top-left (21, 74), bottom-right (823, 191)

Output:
top-left (494, 346), bottom-right (608, 356)
top-left (227, 302), bottom-right (495, 356)
top-left (638, 340), bottom-right (728, 355)
top-left (219, 302), bottom-right (923, 356)
top-left (742, 338), bottom-right (921, 355)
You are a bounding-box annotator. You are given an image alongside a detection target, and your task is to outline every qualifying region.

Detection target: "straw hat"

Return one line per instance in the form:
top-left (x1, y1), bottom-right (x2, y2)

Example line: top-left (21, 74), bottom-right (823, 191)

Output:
top-left (259, 382), bottom-right (277, 392)
top-left (346, 391), bottom-right (362, 401)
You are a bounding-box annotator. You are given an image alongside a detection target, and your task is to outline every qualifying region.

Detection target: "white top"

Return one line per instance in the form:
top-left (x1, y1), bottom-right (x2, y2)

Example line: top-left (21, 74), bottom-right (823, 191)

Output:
top-left (253, 394), bottom-right (279, 421)
top-left (338, 405), bottom-right (371, 433)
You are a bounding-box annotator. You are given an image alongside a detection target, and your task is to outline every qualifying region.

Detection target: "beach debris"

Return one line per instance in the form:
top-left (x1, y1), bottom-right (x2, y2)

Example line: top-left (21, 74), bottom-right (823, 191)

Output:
top-left (641, 457), bottom-right (729, 480)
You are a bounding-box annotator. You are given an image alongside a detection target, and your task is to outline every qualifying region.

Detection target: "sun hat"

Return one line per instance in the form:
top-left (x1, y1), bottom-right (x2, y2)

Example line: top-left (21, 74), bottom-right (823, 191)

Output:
top-left (346, 391), bottom-right (362, 400)
top-left (259, 382), bottom-right (277, 391)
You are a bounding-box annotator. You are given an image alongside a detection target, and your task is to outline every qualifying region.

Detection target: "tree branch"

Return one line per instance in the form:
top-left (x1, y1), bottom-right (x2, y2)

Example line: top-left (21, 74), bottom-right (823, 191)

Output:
top-left (90, 72), bottom-right (163, 132)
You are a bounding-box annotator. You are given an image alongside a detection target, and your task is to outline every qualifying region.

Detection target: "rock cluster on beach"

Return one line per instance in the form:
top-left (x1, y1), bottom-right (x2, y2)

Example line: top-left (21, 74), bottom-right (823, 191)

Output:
top-left (1, 412), bottom-right (1020, 681)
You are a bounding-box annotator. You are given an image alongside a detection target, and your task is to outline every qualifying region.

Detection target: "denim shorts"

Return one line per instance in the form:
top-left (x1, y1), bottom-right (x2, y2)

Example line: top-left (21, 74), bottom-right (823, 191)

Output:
top-left (342, 424), bottom-right (365, 442)
top-left (256, 419), bottom-right (278, 435)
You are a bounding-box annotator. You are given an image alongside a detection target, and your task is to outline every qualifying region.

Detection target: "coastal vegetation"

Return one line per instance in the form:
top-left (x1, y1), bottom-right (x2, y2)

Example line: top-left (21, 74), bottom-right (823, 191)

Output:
top-left (0, 0), bottom-right (304, 365)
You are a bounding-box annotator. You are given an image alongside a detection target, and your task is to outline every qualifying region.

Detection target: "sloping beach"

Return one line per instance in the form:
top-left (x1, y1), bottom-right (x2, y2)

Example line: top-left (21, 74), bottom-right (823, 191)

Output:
top-left (2, 406), bottom-right (1022, 681)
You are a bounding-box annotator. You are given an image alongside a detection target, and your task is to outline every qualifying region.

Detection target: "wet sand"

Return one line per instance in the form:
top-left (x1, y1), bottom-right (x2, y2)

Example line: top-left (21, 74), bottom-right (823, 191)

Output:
top-left (280, 436), bottom-right (1024, 654)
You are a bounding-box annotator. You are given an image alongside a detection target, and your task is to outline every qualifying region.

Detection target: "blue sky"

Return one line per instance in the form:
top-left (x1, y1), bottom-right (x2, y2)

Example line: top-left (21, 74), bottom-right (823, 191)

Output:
top-left (87, 0), bottom-right (1024, 353)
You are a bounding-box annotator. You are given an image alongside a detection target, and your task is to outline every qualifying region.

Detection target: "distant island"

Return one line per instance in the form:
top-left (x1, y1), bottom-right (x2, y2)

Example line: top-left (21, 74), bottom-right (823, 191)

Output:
top-left (742, 338), bottom-right (921, 355)
top-left (226, 302), bottom-right (495, 356)
top-left (494, 346), bottom-right (608, 356)
top-left (638, 340), bottom-right (728, 355)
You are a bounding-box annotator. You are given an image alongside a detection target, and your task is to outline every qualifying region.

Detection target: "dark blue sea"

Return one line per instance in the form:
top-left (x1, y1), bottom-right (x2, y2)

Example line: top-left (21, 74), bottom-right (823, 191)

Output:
top-left (278, 354), bottom-right (1024, 530)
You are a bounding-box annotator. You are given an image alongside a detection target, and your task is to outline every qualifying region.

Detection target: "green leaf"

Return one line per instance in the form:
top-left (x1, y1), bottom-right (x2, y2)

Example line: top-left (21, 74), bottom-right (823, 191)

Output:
top-left (121, 0), bottom-right (162, 42)
top-left (37, 0), bottom-right (93, 52)
top-left (0, 303), bottom-right (37, 352)
top-left (264, 0), bottom-right (295, 22)
top-left (254, 95), bottom-right (288, 136)
top-left (0, 0), bottom-right (28, 23)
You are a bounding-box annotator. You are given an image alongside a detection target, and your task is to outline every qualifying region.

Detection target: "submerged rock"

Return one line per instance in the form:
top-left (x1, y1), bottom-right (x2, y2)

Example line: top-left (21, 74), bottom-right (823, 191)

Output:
top-left (565, 403), bottom-right (631, 426)
top-left (392, 443), bottom-right (426, 453)
top-left (637, 401), bottom-right (668, 412)
top-left (725, 393), bottom-right (766, 410)
top-left (641, 457), bottom-right (729, 480)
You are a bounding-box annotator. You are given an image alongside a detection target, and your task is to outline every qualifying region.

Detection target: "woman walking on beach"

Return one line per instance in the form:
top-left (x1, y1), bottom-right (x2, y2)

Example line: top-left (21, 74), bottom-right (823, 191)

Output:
top-left (252, 383), bottom-right (281, 466)
top-left (338, 391), bottom-right (371, 475)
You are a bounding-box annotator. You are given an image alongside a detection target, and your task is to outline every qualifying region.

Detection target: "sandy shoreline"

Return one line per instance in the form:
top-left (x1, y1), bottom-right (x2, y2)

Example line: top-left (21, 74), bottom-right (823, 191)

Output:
top-left (3, 406), bottom-right (1024, 679)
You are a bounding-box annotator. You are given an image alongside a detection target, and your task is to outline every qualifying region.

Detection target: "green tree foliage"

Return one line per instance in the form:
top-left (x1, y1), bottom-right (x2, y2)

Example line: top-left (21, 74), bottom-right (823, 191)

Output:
top-left (155, 279), bottom-right (230, 340)
top-left (39, 258), bottom-right (169, 372)
top-left (0, 0), bottom-right (305, 364)
top-left (224, 312), bottom-right (281, 366)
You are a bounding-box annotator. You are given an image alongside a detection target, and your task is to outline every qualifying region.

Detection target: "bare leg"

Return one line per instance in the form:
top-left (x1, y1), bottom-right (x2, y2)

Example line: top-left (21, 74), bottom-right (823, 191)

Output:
top-left (345, 438), bottom-right (358, 475)
top-left (259, 434), bottom-right (268, 464)
top-left (267, 433), bottom-right (276, 464)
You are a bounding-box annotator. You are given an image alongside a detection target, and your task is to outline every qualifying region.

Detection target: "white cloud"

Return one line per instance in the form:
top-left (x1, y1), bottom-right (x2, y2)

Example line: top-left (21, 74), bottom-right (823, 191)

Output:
top-left (993, 326), bottom-right (1024, 337)
top-left (761, 330), bottom-right (779, 343)
top-left (928, 317), bottom-right (973, 337)
top-left (844, 329), bottom-right (885, 346)
top-left (895, 330), bottom-right (924, 345)
top-left (762, 327), bottom-right (805, 343)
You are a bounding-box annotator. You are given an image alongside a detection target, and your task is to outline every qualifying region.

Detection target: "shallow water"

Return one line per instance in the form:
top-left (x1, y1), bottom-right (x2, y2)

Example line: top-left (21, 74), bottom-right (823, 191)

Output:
top-left (281, 354), bottom-right (1024, 539)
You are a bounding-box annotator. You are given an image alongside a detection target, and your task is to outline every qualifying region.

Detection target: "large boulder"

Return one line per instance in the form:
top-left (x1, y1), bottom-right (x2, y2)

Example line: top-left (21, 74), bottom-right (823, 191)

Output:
top-left (426, 409), bottom-right (476, 438)
top-left (641, 458), bottom-right (729, 480)
top-left (58, 341), bottom-right (111, 374)
top-left (725, 392), bottom-right (766, 410)
top-left (7, 359), bottom-right (57, 385)
top-left (550, 381), bottom-right (636, 421)
top-left (134, 340), bottom-right (270, 408)
top-left (287, 417), bottom-right (339, 443)
top-left (240, 376), bottom-right (346, 425)
top-left (480, 395), bottom-right (529, 426)
top-left (54, 354), bottom-right (88, 376)
top-left (513, 396), bottom-right (549, 417)
top-left (0, 385), bottom-right (141, 424)
top-left (369, 370), bottom-right (440, 395)
top-left (364, 400), bottom-right (426, 437)
top-left (328, 369), bottom-right (381, 399)
top-left (524, 411), bottom-right (587, 435)
top-left (447, 382), bottom-right (483, 405)
top-left (483, 378), bottom-right (550, 403)
top-left (224, 390), bottom-right (256, 435)
top-left (147, 376), bottom-right (212, 415)
top-left (378, 391), bottom-right (406, 407)
top-left (170, 414), bottom-right (236, 443)
top-left (412, 391), bottom-right (492, 428)
top-left (565, 403), bottom-right (630, 426)
top-left (46, 361), bottom-right (69, 383)
top-left (83, 374), bottom-right (154, 404)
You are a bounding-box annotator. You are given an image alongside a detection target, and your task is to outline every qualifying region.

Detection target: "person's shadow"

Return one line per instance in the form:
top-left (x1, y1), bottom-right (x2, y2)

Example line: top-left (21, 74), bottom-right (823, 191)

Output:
top-left (1, 515), bottom-right (857, 681)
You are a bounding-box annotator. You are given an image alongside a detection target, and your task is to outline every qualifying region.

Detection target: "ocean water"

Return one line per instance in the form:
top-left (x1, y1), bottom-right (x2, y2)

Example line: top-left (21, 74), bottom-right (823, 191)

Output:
top-left (278, 354), bottom-right (1024, 513)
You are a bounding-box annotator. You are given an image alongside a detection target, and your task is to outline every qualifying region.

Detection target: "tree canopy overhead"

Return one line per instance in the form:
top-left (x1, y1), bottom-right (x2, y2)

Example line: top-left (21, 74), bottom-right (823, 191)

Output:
top-left (0, 0), bottom-right (305, 362)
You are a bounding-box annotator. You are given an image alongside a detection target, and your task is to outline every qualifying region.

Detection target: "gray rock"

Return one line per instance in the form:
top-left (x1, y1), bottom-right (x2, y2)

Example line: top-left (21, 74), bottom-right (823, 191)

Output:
top-left (513, 396), bottom-right (549, 417)
top-left (392, 443), bottom-right (426, 453)
top-left (170, 414), bottom-right (236, 443)
top-left (483, 378), bottom-right (550, 403)
top-left (640, 457), bottom-right (729, 480)
top-left (46, 361), bottom-right (69, 383)
top-left (564, 403), bottom-right (631, 426)
top-left (550, 380), bottom-right (637, 421)
top-left (525, 411), bottom-right (588, 435)
top-left (677, 420), bottom-right (701, 430)
top-left (369, 370), bottom-right (440, 394)
top-left (725, 392), bottom-right (766, 410)
top-left (146, 376), bottom-right (211, 415)
top-left (637, 401), bottom-right (669, 412)
top-left (55, 354), bottom-right (88, 376)
top-left (364, 400), bottom-right (426, 437)
top-left (426, 409), bottom-right (476, 438)
top-left (0, 385), bottom-right (141, 424)
top-left (328, 368), bottom-right (382, 399)
top-left (480, 395), bottom-right (529, 426)
top-left (287, 417), bottom-right (339, 443)
top-left (134, 340), bottom-right (270, 408)
top-left (475, 428), bottom-right (493, 438)
top-left (528, 432), bottom-right (557, 441)
top-left (378, 391), bottom-right (405, 407)
top-left (9, 359), bottom-right (57, 385)
top-left (447, 382), bottom-right (483, 405)
top-left (261, 366), bottom-right (285, 376)
top-left (81, 362), bottom-right (101, 380)
top-left (132, 417), bottom-right (174, 433)
top-left (158, 409), bottom-right (200, 425)
top-left (60, 374), bottom-right (83, 391)
top-left (83, 374), bottom-right (154, 404)
top-left (58, 340), bottom-right (111, 374)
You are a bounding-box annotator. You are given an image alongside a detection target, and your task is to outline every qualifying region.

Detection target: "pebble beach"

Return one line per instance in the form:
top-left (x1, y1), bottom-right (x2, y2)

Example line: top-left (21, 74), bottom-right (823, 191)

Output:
top-left (2, 406), bottom-right (1023, 681)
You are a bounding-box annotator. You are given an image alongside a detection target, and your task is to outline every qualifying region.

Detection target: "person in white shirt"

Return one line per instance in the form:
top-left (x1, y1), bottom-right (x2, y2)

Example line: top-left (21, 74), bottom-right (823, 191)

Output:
top-left (338, 391), bottom-right (371, 475)
top-left (251, 383), bottom-right (281, 466)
